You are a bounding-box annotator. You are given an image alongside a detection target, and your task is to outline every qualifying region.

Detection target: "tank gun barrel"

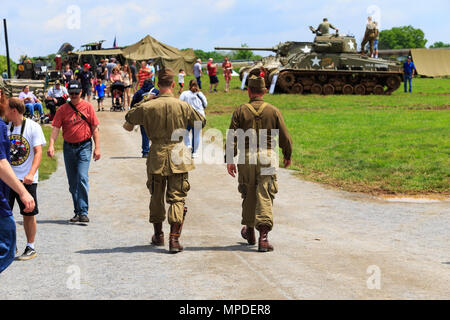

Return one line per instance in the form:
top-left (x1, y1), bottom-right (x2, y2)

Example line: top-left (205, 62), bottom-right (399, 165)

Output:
top-left (214, 47), bottom-right (277, 52)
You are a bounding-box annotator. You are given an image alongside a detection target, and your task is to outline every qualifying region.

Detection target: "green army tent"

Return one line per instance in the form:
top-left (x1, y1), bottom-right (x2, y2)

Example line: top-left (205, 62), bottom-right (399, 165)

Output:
top-left (121, 35), bottom-right (196, 75)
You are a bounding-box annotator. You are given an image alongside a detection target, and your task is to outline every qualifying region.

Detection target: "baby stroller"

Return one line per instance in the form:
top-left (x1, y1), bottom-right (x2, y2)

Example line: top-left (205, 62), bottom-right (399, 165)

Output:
top-left (110, 81), bottom-right (125, 112)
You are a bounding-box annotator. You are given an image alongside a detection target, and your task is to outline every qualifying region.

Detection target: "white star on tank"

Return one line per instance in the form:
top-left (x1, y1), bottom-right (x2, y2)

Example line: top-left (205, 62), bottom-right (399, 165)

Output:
top-left (301, 45), bottom-right (311, 53)
top-left (348, 40), bottom-right (355, 50)
top-left (311, 56), bottom-right (321, 67)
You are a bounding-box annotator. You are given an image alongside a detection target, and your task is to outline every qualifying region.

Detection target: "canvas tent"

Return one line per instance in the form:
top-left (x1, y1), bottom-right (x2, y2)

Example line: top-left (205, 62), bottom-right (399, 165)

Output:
top-left (121, 35), bottom-right (196, 75)
top-left (410, 48), bottom-right (450, 78)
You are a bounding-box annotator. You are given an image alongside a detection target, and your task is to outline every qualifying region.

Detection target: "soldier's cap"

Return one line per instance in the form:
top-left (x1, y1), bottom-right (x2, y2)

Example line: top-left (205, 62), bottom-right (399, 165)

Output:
top-left (67, 80), bottom-right (82, 94)
top-left (158, 68), bottom-right (175, 87)
top-left (248, 75), bottom-right (265, 89)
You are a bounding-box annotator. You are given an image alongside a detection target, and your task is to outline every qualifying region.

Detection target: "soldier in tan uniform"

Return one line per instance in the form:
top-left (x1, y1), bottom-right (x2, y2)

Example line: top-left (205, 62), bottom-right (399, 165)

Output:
top-left (124, 69), bottom-right (206, 253)
top-left (226, 76), bottom-right (293, 252)
top-left (361, 16), bottom-right (377, 56)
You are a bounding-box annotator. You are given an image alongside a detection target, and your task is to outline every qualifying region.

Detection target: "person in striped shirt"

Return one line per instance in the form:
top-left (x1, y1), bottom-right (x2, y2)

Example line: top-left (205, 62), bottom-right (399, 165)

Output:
top-left (138, 61), bottom-right (152, 89)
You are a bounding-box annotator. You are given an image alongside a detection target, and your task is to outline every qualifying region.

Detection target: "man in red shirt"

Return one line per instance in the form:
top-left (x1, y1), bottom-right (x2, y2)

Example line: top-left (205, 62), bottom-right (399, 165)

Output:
top-left (138, 61), bottom-right (152, 89)
top-left (207, 58), bottom-right (219, 93)
top-left (47, 80), bottom-right (101, 223)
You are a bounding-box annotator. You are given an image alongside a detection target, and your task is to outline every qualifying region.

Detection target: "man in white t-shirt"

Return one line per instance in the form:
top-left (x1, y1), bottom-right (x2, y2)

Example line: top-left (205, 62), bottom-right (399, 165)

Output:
top-left (5, 98), bottom-right (46, 261)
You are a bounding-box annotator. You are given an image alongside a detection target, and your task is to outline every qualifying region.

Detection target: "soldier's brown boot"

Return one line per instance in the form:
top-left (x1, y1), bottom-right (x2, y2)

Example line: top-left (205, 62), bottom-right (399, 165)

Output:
top-left (257, 225), bottom-right (274, 252)
top-left (169, 223), bottom-right (184, 253)
top-left (151, 223), bottom-right (164, 246)
top-left (241, 226), bottom-right (256, 245)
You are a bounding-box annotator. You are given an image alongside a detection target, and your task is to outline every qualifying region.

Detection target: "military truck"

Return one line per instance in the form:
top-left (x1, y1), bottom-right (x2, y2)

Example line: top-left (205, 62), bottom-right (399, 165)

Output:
top-left (216, 30), bottom-right (403, 95)
top-left (16, 57), bottom-right (61, 83)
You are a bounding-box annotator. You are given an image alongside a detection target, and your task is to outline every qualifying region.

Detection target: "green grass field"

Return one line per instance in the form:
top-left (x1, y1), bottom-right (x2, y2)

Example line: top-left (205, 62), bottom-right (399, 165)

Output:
top-left (189, 71), bottom-right (449, 195)
top-left (39, 126), bottom-right (62, 181)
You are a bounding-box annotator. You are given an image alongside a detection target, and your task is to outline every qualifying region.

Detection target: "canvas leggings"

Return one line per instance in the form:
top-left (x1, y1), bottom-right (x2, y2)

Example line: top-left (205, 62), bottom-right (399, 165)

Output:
top-left (147, 173), bottom-right (190, 225)
top-left (237, 163), bottom-right (278, 231)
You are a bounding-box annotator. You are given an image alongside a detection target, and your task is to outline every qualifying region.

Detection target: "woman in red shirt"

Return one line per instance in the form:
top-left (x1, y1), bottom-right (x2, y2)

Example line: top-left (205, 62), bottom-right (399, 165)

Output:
top-left (222, 56), bottom-right (233, 93)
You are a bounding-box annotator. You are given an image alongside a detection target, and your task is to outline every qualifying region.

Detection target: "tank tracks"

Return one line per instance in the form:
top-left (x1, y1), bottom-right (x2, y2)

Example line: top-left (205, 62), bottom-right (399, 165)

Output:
top-left (276, 70), bottom-right (402, 95)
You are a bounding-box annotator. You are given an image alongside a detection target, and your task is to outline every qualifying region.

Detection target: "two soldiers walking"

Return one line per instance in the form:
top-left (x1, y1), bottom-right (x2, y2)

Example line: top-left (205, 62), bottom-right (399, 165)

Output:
top-left (124, 70), bottom-right (292, 254)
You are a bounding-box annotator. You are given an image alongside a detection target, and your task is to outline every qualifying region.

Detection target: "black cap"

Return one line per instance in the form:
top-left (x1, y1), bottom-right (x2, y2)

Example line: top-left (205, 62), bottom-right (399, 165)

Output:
top-left (68, 80), bottom-right (82, 94)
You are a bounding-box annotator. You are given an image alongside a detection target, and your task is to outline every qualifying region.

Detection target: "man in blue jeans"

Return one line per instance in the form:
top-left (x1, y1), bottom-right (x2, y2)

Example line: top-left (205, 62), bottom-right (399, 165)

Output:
top-left (403, 56), bottom-right (416, 93)
top-left (47, 81), bottom-right (101, 223)
top-left (130, 79), bottom-right (159, 157)
top-left (193, 59), bottom-right (202, 89)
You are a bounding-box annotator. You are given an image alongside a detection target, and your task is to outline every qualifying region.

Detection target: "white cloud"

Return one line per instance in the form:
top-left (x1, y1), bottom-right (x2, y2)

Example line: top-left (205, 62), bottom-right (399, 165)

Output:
top-left (214, 0), bottom-right (236, 11)
top-left (44, 13), bottom-right (68, 31)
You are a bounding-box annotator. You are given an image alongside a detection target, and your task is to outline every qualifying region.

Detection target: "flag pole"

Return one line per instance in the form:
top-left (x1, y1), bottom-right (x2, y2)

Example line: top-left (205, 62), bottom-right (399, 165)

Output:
top-left (3, 19), bottom-right (11, 79)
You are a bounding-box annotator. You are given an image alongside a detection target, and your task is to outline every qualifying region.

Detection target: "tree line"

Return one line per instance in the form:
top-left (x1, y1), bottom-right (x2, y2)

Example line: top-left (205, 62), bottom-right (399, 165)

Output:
top-left (379, 25), bottom-right (449, 50)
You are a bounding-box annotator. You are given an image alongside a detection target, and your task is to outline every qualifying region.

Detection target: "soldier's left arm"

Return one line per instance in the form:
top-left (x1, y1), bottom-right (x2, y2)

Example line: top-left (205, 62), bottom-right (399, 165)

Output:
top-left (187, 105), bottom-right (206, 129)
top-left (276, 110), bottom-right (293, 161)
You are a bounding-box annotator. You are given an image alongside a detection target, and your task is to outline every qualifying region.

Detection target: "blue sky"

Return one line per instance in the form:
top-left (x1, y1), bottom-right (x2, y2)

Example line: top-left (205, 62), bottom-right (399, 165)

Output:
top-left (1, 0), bottom-right (449, 62)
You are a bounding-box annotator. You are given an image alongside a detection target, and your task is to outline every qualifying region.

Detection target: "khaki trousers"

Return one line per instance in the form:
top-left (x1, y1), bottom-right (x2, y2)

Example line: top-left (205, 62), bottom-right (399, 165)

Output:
top-left (237, 164), bottom-right (278, 231)
top-left (361, 33), bottom-right (375, 56)
top-left (147, 173), bottom-right (190, 224)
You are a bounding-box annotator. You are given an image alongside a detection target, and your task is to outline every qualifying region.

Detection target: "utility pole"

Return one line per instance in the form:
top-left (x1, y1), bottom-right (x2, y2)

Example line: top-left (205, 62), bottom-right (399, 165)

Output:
top-left (3, 18), bottom-right (11, 79)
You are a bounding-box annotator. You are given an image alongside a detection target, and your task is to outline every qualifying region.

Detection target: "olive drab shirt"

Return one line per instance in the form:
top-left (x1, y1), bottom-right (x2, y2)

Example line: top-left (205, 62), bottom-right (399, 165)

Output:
top-left (125, 92), bottom-right (206, 175)
top-left (364, 21), bottom-right (377, 39)
top-left (227, 97), bottom-right (293, 163)
top-left (317, 22), bottom-right (337, 35)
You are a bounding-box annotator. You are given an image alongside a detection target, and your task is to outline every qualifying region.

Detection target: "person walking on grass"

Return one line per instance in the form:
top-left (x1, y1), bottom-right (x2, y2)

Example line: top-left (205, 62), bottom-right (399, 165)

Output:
top-left (5, 98), bottom-right (46, 261)
top-left (403, 56), bottom-right (416, 93)
top-left (222, 56), bottom-right (233, 93)
top-left (0, 92), bottom-right (35, 273)
top-left (207, 58), bottom-right (219, 93)
top-left (178, 69), bottom-right (185, 94)
top-left (194, 59), bottom-right (203, 89)
top-left (47, 80), bottom-right (101, 223)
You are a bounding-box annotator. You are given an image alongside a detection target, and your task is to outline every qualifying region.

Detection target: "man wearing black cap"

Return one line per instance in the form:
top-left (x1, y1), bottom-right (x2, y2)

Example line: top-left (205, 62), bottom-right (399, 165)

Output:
top-left (47, 80), bottom-right (101, 223)
top-left (76, 63), bottom-right (94, 103)
top-left (226, 76), bottom-right (293, 252)
top-left (124, 68), bottom-right (206, 253)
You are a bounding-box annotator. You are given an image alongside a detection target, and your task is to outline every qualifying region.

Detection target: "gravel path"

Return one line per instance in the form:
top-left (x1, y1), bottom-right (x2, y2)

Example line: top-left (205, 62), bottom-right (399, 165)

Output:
top-left (0, 110), bottom-right (448, 299)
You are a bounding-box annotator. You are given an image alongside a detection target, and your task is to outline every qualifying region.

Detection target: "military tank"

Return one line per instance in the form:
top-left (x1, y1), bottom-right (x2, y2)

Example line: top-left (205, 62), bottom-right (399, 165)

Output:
top-left (215, 41), bottom-right (308, 88)
top-left (216, 31), bottom-right (403, 95)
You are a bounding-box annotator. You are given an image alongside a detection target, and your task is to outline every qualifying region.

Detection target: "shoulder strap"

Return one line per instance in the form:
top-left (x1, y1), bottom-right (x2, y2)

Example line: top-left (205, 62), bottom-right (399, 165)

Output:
top-left (68, 101), bottom-right (93, 136)
top-left (245, 102), bottom-right (268, 117)
top-left (10, 118), bottom-right (26, 141)
top-left (244, 102), bottom-right (268, 138)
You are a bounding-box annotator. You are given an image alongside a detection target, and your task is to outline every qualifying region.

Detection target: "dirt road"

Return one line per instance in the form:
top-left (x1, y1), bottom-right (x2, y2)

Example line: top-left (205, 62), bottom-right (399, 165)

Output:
top-left (1, 110), bottom-right (449, 299)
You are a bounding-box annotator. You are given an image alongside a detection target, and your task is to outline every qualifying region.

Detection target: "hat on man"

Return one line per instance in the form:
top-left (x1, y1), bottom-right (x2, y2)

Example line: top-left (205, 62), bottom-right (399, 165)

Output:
top-left (84, 63), bottom-right (91, 69)
top-left (158, 68), bottom-right (175, 87)
top-left (67, 80), bottom-right (82, 94)
top-left (248, 75), bottom-right (265, 90)
top-left (55, 80), bottom-right (61, 85)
